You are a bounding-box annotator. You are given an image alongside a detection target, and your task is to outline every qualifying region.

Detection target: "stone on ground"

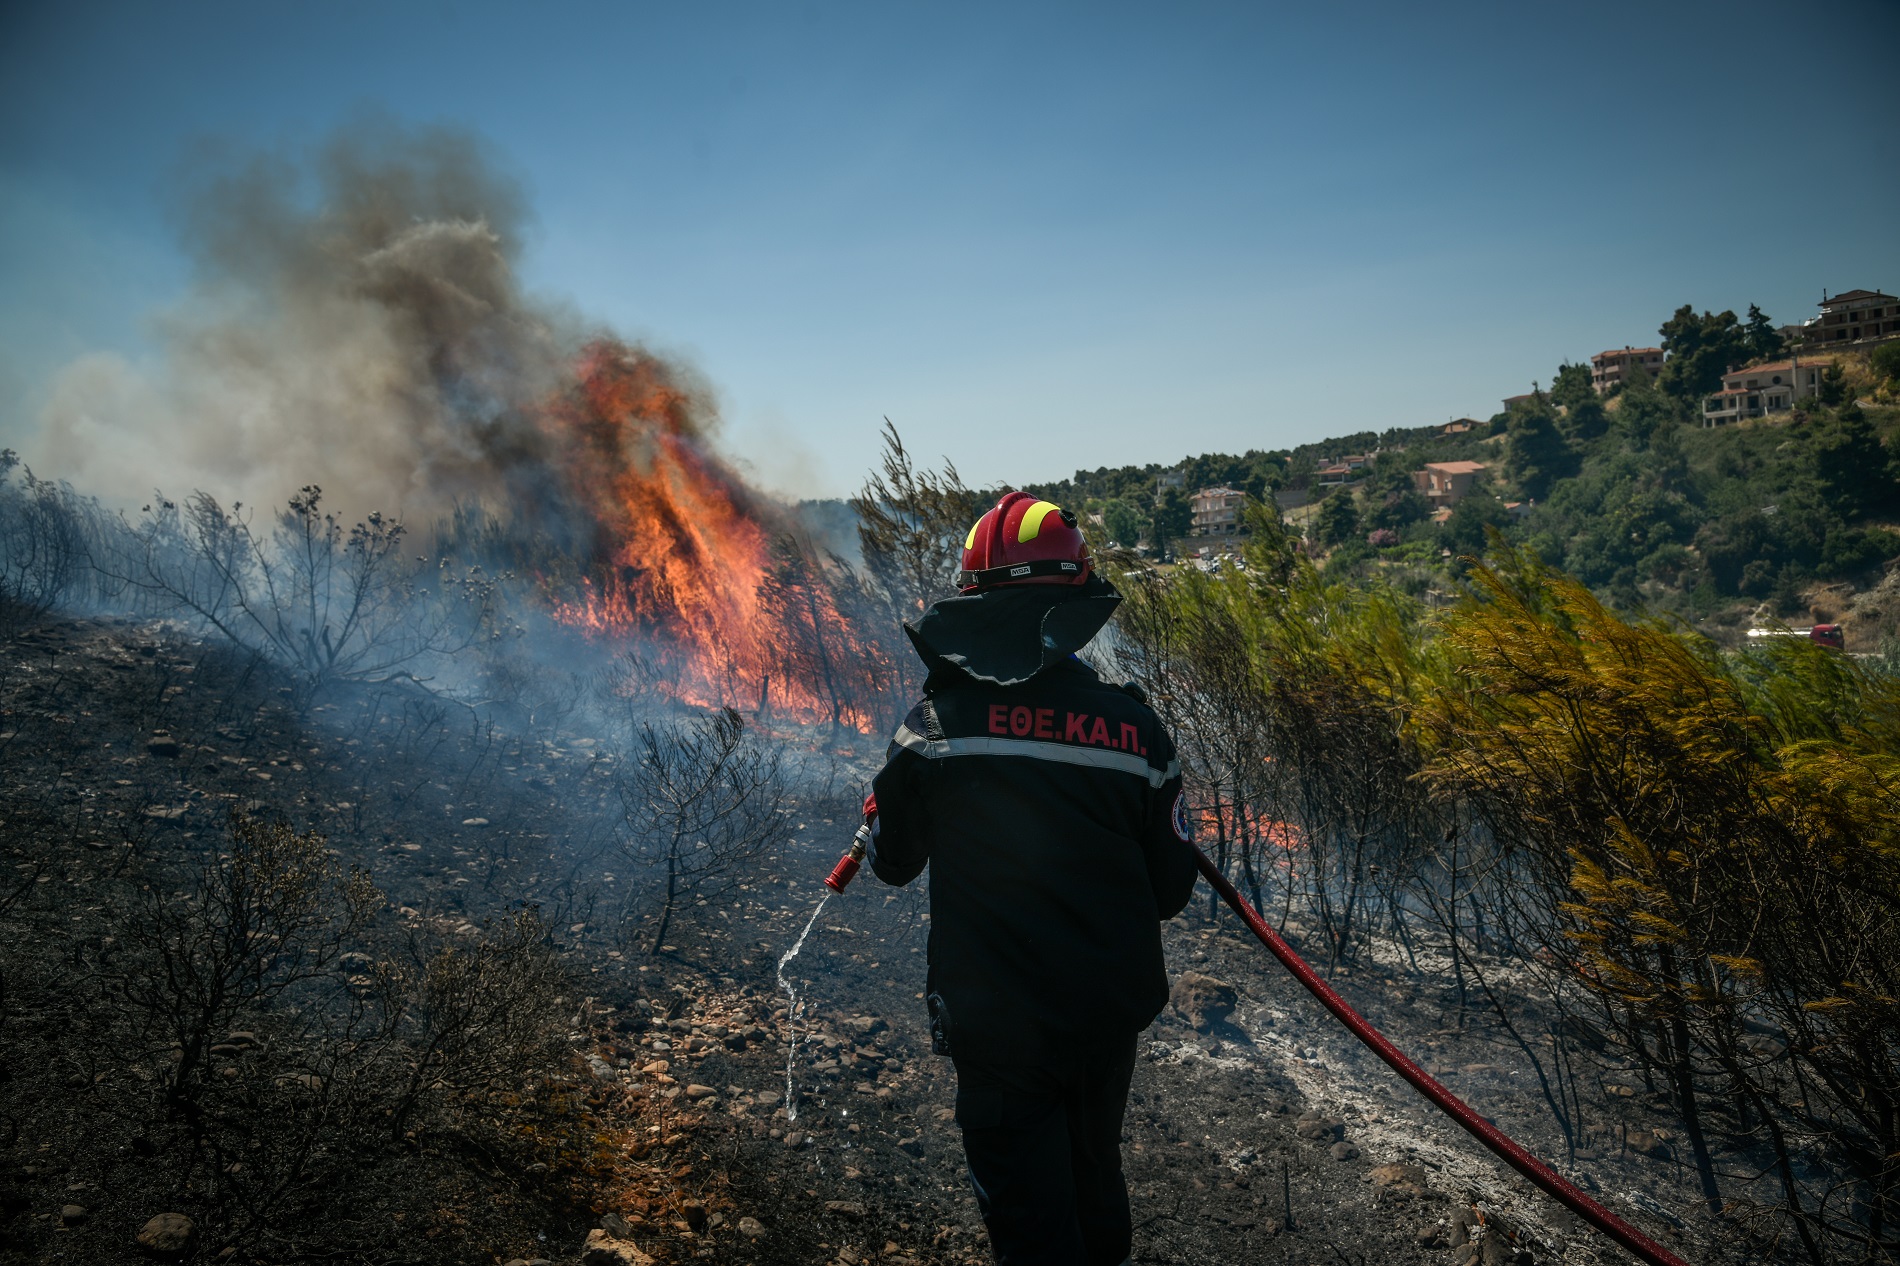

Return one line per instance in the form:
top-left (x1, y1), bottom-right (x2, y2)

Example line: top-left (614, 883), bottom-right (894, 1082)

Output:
top-left (1369, 1161), bottom-right (1430, 1198)
top-left (580, 1228), bottom-right (654, 1266)
top-left (1168, 970), bottom-right (1237, 1031)
top-left (136, 1213), bottom-right (196, 1258)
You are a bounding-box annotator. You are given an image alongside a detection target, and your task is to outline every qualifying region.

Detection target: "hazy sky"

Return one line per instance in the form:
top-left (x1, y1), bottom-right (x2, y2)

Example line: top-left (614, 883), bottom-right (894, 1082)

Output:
top-left (3, 0), bottom-right (1896, 502)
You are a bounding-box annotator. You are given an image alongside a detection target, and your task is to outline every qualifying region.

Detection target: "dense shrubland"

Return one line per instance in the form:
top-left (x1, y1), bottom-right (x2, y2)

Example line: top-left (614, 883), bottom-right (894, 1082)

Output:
top-left (1104, 503), bottom-right (1900, 1264)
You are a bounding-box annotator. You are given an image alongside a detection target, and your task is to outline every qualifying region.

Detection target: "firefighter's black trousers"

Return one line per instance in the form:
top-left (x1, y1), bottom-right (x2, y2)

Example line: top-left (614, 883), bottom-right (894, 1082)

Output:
top-left (953, 1037), bottom-right (1138, 1266)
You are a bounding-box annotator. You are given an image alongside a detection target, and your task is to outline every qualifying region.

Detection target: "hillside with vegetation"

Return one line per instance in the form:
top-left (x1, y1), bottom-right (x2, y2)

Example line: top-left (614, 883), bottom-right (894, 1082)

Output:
top-left (1031, 308), bottom-right (1900, 650)
top-left (3, 299), bottom-right (1899, 1266)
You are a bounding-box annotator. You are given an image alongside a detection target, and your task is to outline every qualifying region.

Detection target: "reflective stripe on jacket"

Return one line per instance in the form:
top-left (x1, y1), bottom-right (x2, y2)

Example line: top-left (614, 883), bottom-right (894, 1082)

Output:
top-left (869, 657), bottom-right (1197, 1064)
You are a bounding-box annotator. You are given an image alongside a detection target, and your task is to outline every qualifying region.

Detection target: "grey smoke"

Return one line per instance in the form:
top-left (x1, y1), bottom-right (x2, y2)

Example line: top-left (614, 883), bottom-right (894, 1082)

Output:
top-left (31, 118), bottom-right (653, 523)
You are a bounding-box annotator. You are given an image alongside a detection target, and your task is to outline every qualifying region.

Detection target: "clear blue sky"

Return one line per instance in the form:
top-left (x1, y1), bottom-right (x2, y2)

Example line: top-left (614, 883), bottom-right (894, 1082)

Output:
top-left (3, 0), bottom-right (1896, 501)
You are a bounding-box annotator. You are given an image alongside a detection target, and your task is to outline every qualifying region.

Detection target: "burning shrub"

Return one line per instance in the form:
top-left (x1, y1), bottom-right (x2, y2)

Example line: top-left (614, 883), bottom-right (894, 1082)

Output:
top-left (756, 533), bottom-right (891, 731)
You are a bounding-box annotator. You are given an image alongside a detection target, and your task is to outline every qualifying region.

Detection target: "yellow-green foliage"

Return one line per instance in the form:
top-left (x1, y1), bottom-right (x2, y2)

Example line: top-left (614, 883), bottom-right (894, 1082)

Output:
top-left (1113, 526), bottom-right (1900, 1243)
top-left (1420, 547), bottom-right (1900, 1178)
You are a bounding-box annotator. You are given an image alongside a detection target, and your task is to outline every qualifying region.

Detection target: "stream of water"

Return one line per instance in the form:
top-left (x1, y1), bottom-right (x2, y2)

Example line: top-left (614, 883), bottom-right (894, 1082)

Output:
top-left (776, 889), bottom-right (832, 1121)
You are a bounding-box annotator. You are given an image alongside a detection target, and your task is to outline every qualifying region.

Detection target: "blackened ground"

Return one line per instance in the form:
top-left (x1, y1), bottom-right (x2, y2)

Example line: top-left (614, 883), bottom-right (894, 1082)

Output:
top-left (0, 616), bottom-right (1712, 1266)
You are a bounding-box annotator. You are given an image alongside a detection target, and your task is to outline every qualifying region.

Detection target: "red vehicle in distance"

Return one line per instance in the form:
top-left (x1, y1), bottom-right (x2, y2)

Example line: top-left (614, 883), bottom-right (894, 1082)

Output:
top-left (1745, 623), bottom-right (1844, 650)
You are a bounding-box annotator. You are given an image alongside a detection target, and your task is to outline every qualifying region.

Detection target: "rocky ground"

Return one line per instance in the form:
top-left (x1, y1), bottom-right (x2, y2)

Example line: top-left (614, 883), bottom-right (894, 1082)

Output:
top-left (0, 615), bottom-right (1716, 1265)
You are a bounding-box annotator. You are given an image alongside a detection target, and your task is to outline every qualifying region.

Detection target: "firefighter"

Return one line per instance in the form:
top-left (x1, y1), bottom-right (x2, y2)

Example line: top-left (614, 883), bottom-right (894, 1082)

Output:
top-left (864, 491), bottom-right (1198, 1266)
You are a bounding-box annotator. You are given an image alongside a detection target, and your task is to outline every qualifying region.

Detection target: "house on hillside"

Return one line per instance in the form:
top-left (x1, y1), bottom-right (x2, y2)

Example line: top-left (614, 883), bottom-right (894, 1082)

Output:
top-left (1412, 461), bottom-right (1488, 509)
top-left (1190, 486), bottom-right (1247, 536)
top-left (1590, 346), bottom-right (1665, 393)
top-left (1807, 289), bottom-right (1899, 345)
top-left (1702, 357), bottom-right (1829, 426)
top-left (1501, 392), bottom-right (1537, 412)
top-left (1314, 452), bottom-right (1375, 489)
top-left (1441, 418), bottom-right (1481, 436)
top-left (1154, 469), bottom-right (1186, 504)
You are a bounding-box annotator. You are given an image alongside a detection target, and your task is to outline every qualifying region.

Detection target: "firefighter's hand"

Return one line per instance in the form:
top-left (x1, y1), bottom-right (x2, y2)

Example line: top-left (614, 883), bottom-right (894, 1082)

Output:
top-left (862, 792), bottom-right (878, 825)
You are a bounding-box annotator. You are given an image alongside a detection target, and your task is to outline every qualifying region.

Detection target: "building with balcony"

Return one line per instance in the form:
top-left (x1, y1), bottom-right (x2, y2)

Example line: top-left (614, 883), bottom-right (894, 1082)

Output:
top-left (1190, 486), bottom-right (1247, 536)
top-left (1590, 346), bottom-right (1665, 393)
top-left (1411, 461), bottom-right (1488, 509)
top-left (1701, 358), bottom-right (1828, 426)
top-left (1808, 289), bottom-right (1899, 345)
top-left (1313, 452), bottom-right (1375, 489)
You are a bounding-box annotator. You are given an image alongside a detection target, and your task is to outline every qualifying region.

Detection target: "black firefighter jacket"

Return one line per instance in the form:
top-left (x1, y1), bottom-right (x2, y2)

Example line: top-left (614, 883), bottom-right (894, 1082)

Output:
top-left (869, 656), bottom-right (1199, 1065)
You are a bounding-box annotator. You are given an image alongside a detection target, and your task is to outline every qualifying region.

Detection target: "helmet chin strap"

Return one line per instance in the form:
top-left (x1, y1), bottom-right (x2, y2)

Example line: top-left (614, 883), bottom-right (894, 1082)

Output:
top-left (956, 557), bottom-right (1089, 590)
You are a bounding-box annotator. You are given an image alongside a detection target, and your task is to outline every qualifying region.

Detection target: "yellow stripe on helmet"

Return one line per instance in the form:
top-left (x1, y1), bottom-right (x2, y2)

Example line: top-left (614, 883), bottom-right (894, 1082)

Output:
top-left (965, 519), bottom-right (982, 550)
top-left (1017, 500), bottom-right (1060, 544)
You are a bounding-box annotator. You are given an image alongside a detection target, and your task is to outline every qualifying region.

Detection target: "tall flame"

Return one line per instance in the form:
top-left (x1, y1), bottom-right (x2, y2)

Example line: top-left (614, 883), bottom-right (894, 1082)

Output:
top-left (539, 340), bottom-right (835, 719)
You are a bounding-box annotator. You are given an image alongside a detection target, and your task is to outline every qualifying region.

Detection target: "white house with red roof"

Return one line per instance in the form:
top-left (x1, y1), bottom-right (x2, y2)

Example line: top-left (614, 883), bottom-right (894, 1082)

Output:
top-left (1701, 357), bottom-right (1831, 426)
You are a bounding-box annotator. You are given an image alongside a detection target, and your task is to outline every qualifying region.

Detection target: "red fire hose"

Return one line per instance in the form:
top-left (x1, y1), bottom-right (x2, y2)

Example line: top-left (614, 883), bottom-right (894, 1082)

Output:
top-left (1190, 846), bottom-right (1690, 1266)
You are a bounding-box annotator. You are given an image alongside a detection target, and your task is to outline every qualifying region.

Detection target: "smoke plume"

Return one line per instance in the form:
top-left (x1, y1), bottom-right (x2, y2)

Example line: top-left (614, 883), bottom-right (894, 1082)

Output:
top-left (31, 118), bottom-right (727, 533)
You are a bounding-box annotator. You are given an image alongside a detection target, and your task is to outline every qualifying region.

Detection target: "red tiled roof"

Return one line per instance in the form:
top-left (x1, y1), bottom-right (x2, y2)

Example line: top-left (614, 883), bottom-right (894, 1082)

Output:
top-left (1722, 358), bottom-right (1824, 379)
top-left (1424, 461), bottom-right (1487, 474)
top-left (1591, 347), bottom-right (1663, 362)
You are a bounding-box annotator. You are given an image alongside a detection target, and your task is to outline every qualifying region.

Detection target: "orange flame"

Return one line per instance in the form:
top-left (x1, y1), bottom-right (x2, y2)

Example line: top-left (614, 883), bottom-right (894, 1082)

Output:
top-left (537, 340), bottom-right (849, 724)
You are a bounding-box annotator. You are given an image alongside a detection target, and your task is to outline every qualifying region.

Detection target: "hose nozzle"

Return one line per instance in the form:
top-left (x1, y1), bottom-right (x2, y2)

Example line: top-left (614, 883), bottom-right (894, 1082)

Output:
top-left (823, 823), bottom-right (873, 893)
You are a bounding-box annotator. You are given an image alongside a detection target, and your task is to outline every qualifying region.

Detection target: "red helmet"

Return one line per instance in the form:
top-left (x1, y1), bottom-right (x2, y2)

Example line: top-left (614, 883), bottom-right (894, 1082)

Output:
top-left (957, 491), bottom-right (1091, 592)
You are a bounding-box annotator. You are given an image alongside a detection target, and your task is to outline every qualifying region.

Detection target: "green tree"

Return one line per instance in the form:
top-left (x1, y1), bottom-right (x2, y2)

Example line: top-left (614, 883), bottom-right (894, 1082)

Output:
top-left (1315, 490), bottom-right (1360, 547)
top-left (1617, 374), bottom-right (1678, 448)
top-left (1658, 305), bottom-right (1750, 410)
top-left (1744, 303), bottom-right (1782, 362)
top-left (1549, 361), bottom-right (1596, 412)
top-left (1560, 394), bottom-right (1609, 444)
top-left (1102, 497), bottom-right (1143, 548)
top-left (1367, 488), bottom-right (1429, 532)
top-left (1812, 405), bottom-right (1899, 519)
top-left (1440, 494), bottom-right (1512, 559)
top-left (1151, 486), bottom-right (1191, 552)
top-left (1817, 362), bottom-right (1849, 407)
top-left (1504, 400), bottom-right (1577, 500)
top-left (1694, 511), bottom-right (1780, 595)
top-left (1871, 340), bottom-right (1900, 386)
